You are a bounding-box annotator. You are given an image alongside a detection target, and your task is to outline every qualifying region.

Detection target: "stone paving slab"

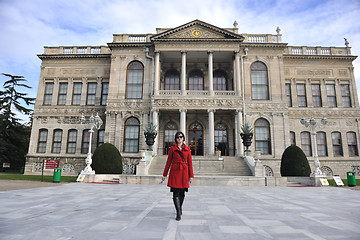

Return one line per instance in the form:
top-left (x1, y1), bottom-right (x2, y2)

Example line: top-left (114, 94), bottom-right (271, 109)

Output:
top-left (0, 183), bottom-right (359, 240)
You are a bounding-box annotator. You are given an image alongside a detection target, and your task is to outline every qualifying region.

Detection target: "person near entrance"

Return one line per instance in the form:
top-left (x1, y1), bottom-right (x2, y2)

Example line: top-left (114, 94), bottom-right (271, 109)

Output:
top-left (162, 131), bottom-right (194, 221)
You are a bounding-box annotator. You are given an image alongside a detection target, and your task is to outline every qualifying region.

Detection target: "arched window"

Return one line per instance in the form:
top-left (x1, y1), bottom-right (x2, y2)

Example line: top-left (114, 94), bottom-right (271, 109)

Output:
top-left (251, 62), bottom-right (269, 100)
top-left (82, 129), bottom-right (90, 154)
top-left (317, 131), bottom-right (327, 156)
top-left (215, 123), bottom-right (228, 156)
top-left (126, 61), bottom-right (144, 99)
top-left (332, 132), bottom-right (343, 156)
top-left (255, 119), bottom-right (271, 154)
top-left (301, 131), bottom-right (312, 156)
top-left (37, 129), bottom-right (48, 153)
top-left (67, 129), bottom-right (77, 153)
top-left (213, 70), bottom-right (227, 90)
top-left (124, 117), bottom-right (140, 152)
top-left (164, 69), bottom-right (180, 90)
top-left (188, 69), bottom-right (204, 90)
top-left (52, 129), bottom-right (63, 153)
top-left (164, 122), bottom-right (178, 154)
top-left (347, 132), bottom-right (359, 157)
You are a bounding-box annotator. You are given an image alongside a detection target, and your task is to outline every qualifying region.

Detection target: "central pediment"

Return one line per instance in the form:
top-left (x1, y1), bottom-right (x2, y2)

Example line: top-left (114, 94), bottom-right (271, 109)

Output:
top-left (151, 19), bottom-right (244, 41)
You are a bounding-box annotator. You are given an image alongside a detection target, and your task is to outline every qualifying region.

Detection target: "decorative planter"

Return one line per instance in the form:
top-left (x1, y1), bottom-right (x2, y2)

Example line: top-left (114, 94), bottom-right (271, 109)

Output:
top-left (144, 132), bottom-right (157, 147)
top-left (240, 133), bottom-right (253, 152)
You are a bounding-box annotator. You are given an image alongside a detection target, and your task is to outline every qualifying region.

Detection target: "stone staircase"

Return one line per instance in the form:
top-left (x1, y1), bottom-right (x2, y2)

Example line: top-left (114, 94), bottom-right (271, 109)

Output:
top-left (147, 155), bottom-right (252, 176)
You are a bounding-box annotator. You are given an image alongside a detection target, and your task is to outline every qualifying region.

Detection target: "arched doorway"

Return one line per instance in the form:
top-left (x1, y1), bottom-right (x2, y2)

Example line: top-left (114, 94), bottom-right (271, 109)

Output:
top-left (188, 121), bottom-right (203, 156)
top-left (215, 122), bottom-right (228, 156)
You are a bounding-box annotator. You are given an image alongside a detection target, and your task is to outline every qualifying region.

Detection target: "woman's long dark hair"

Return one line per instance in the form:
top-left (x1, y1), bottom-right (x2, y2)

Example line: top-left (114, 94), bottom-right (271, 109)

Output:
top-left (174, 131), bottom-right (186, 142)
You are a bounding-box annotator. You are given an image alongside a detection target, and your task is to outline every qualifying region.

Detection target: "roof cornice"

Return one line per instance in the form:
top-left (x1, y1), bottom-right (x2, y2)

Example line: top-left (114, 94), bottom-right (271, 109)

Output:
top-left (283, 54), bottom-right (357, 61)
top-left (38, 54), bottom-right (111, 60)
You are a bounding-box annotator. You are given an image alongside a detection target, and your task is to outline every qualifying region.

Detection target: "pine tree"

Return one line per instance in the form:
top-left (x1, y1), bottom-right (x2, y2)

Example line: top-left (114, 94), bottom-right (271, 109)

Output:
top-left (0, 74), bottom-right (35, 170)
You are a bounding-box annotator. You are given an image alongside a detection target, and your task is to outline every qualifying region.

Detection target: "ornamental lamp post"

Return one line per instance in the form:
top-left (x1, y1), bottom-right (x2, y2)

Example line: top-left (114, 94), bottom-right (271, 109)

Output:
top-left (80, 113), bottom-right (103, 174)
top-left (300, 116), bottom-right (328, 177)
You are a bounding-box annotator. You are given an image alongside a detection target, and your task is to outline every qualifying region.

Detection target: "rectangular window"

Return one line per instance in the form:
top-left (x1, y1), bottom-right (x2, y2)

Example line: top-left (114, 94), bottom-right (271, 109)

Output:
top-left (67, 130), bottom-right (77, 154)
top-left (127, 70), bottom-right (143, 99)
top-left (52, 130), bottom-right (62, 153)
top-left (72, 83), bottom-right (82, 105)
top-left (317, 132), bottom-right (327, 156)
top-left (97, 129), bottom-right (105, 147)
top-left (37, 129), bottom-right (48, 153)
top-left (297, 84), bottom-right (307, 107)
top-left (301, 132), bottom-right (312, 156)
top-left (43, 83), bottom-right (54, 105)
top-left (285, 83), bottom-right (292, 107)
top-left (101, 82), bottom-right (109, 105)
top-left (312, 84), bottom-right (322, 107)
top-left (58, 83), bottom-right (68, 105)
top-left (290, 131), bottom-right (296, 145)
top-left (332, 132), bottom-right (343, 156)
top-left (82, 130), bottom-right (90, 154)
top-left (326, 84), bottom-right (337, 107)
top-left (87, 82), bottom-right (96, 105)
top-left (341, 84), bottom-right (352, 108)
top-left (347, 132), bottom-right (359, 157)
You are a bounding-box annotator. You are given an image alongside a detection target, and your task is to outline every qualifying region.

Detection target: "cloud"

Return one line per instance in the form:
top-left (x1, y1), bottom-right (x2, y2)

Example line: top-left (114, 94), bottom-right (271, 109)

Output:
top-left (1, 0), bottom-right (360, 121)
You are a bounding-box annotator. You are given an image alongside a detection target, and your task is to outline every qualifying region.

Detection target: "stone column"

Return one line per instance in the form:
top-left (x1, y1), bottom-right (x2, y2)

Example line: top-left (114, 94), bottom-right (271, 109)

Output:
top-left (208, 109), bottom-right (215, 155)
top-left (234, 51), bottom-right (241, 96)
top-left (181, 51), bottom-right (187, 95)
top-left (154, 51), bottom-right (160, 96)
top-left (152, 109), bottom-right (159, 155)
top-left (236, 110), bottom-right (243, 156)
top-left (208, 51), bottom-right (214, 96)
top-left (180, 109), bottom-right (187, 134)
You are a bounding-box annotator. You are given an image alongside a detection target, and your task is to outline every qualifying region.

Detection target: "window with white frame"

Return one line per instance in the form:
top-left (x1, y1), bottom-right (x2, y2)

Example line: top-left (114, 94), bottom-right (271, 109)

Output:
top-left (285, 83), bottom-right (292, 107)
top-left (164, 122), bottom-right (178, 154)
top-left (101, 82), bottom-right (109, 105)
top-left (347, 132), bottom-right (358, 157)
top-left (312, 84), bottom-right (322, 107)
top-left (37, 129), bottom-right (48, 153)
top-left (326, 84), bottom-right (337, 107)
top-left (126, 61), bottom-right (143, 99)
top-left (290, 131), bottom-right (296, 145)
top-left (72, 82), bottom-right (82, 105)
top-left (87, 82), bottom-right (96, 105)
top-left (341, 84), bottom-right (352, 108)
top-left (301, 131), bottom-right (312, 156)
top-left (82, 129), bottom-right (90, 154)
top-left (67, 130), bottom-right (77, 154)
top-left (332, 132), bottom-right (343, 156)
top-left (297, 84), bottom-right (307, 107)
top-left (255, 119), bottom-right (271, 154)
top-left (58, 83), bottom-right (68, 105)
top-left (251, 62), bottom-right (269, 100)
top-left (317, 131), bottom-right (327, 156)
top-left (43, 83), bottom-right (54, 105)
top-left (97, 129), bottom-right (105, 147)
top-left (124, 117), bottom-right (140, 152)
top-left (52, 129), bottom-right (63, 153)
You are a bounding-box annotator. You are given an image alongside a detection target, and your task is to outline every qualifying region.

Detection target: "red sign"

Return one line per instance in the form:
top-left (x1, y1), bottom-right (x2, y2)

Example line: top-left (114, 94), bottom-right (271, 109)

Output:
top-left (3, 163), bottom-right (10, 168)
top-left (44, 160), bottom-right (58, 169)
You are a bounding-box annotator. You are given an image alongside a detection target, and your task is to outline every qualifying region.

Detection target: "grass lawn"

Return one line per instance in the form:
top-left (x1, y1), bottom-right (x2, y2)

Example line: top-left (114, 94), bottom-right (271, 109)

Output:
top-left (327, 178), bottom-right (360, 187)
top-left (0, 173), bottom-right (77, 183)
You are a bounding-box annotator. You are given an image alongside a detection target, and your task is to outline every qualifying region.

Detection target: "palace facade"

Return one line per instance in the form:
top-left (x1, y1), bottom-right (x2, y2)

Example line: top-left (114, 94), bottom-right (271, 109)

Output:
top-left (25, 20), bottom-right (360, 178)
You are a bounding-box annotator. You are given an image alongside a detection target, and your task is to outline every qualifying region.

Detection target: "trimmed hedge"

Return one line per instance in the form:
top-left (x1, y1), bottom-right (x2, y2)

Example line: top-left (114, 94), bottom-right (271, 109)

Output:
top-left (281, 145), bottom-right (311, 176)
top-left (92, 143), bottom-right (123, 174)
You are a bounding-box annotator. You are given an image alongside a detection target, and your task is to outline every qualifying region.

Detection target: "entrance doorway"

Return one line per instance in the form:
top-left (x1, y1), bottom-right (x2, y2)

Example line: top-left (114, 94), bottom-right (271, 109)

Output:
top-left (188, 122), bottom-right (203, 156)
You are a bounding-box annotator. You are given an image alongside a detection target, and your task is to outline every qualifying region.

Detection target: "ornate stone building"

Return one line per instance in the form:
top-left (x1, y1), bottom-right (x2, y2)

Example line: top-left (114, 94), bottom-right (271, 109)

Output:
top-left (25, 20), bottom-right (360, 178)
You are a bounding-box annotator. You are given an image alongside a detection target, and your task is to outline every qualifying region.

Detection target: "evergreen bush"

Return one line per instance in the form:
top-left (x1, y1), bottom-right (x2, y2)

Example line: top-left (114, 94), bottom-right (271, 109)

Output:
top-left (280, 145), bottom-right (311, 176)
top-left (92, 143), bottom-right (122, 174)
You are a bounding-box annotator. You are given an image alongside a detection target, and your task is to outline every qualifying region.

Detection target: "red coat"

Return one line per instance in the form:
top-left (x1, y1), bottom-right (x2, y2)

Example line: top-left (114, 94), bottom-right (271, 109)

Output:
top-left (163, 143), bottom-right (194, 189)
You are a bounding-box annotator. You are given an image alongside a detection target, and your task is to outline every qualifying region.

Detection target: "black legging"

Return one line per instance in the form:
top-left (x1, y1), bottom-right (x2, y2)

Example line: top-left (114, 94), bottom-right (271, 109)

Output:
top-left (172, 188), bottom-right (185, 199)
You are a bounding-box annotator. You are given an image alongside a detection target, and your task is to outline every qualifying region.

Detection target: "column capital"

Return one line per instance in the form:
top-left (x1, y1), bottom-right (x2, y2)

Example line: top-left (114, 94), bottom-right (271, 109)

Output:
top-left (207, 109), bottom-right (216, 113)
top-left (181, 50), bottom-right (187, 54)
top-left (151, 109), bottom-right (159, 113)
top-left (234, 50), bottom-right (240, 55)
top-left (179, 109), bottom-right (187, 113)
top-left (207, 50), bottom-right (214, 54)
top-left (155, 50), bottom-right (160, 54)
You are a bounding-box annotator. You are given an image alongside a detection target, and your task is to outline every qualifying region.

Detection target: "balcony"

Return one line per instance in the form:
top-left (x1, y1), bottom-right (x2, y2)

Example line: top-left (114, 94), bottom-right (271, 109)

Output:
top-left (43, 46), bottom-right (111, 55)
top-left (286, 46), bottom-right (351, 56)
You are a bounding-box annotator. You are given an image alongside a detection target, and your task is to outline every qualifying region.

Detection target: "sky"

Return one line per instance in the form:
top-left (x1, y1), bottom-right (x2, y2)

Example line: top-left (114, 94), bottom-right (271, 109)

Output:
top-left (1, 0), bottom-right (360, 122)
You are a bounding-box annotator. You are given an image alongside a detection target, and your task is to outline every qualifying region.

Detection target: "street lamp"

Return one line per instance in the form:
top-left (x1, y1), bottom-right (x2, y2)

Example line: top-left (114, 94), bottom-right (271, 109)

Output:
top-left (300, 116), bottom-right (328, 177)
top-left (80, 113), bottom-right (103, 174)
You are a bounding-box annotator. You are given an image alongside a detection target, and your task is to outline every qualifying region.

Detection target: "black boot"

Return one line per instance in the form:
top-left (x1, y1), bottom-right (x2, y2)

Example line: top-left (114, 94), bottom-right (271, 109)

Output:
top-left (179, 192), bottom-right (185, 216)
top-left (173, 197), bottom-right (181, 221)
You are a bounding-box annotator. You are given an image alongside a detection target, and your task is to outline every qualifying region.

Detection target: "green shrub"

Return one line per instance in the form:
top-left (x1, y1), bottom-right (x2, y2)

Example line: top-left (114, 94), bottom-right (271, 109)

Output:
top-left (280, 145), bottom-right (311, 176)
top-left (92, 143), bottom-right (122, 174)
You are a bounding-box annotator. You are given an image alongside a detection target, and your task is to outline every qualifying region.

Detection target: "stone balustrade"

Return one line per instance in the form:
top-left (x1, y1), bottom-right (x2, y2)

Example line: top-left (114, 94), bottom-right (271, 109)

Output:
top-left (286, 46), bottom-right (351, 56)
top-left (43, 46), bottom-right (111, 55)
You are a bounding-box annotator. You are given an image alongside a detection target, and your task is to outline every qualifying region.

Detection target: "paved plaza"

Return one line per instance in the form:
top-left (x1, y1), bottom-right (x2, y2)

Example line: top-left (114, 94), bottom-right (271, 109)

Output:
top-left (0, 182), bottom-right (359, 240)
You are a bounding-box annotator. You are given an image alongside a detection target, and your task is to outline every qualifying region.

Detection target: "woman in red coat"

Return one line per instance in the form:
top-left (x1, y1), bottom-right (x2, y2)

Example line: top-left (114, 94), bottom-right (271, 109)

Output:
top-left (162, 131), bottom-right (194, 221)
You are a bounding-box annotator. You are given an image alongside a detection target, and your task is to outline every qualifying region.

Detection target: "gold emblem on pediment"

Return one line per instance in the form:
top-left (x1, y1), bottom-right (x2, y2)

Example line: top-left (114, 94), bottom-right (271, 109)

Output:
top-left (191, 29), bottom-right (203, 38)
